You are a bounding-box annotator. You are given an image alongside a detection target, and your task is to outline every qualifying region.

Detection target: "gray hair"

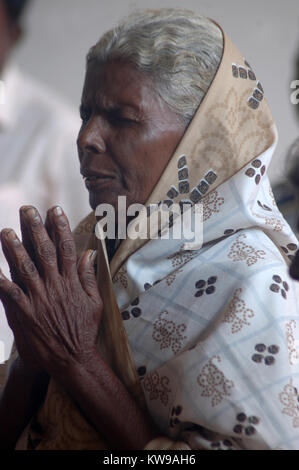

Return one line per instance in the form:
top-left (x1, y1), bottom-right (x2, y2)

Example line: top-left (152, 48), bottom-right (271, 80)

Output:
top-left (87, 9), bottom-right (223, 124)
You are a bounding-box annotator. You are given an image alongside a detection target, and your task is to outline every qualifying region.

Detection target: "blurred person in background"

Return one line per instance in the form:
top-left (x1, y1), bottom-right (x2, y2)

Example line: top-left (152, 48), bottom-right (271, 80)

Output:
top-left (0, 0), bottom-right (90, 364)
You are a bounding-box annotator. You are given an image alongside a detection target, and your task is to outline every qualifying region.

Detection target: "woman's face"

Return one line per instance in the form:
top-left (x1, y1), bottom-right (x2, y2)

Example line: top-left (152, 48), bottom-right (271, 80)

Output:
top-left (77, 60), bottom-right (186, 213)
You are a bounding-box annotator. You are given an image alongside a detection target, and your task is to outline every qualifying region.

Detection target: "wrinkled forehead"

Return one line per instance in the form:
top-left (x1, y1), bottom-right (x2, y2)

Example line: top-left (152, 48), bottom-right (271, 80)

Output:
top-left (81, 60), bottom-right (156, 109)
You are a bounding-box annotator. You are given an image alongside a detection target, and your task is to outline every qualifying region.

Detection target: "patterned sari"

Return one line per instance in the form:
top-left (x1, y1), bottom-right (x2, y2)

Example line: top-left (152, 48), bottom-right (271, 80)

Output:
top-left (15, 24), bottom-right (299, 450)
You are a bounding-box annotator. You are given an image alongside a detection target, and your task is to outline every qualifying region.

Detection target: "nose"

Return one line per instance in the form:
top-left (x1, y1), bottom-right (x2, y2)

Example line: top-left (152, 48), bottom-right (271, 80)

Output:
top-left (77, 115), bottom-right (107, 163)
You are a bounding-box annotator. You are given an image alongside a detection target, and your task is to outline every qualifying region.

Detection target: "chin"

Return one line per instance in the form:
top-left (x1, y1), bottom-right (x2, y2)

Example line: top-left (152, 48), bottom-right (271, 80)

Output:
top-left (89, 190), bottom-right (121, 214)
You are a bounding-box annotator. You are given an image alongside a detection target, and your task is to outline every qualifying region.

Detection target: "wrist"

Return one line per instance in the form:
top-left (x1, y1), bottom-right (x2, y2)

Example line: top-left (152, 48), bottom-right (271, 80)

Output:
top-left (56, 348), bottom-right (103, 388)
top-left (15, 356), bottom-right (45, 378)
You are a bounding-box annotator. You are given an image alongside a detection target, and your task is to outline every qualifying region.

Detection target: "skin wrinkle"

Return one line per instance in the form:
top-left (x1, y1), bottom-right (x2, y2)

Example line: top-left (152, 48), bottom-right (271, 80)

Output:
top-left (77, 60), bottom-right (186, 214)
top-left (0, 60), bottom-right (187, 449)
top-left (37, 240), bottom-right (56, 267)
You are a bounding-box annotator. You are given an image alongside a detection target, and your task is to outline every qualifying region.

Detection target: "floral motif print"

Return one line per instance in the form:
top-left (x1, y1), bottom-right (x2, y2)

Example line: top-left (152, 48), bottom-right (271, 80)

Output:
top-left (121, 297), bottom-right (142, 320)
top-left (269, 275), bottom-right (289, 299)
top-left (202, 190), bottom-right (224, 221)
top-left (279, 380), bottom-right (299, 428)
top-left (280, 243), bottom-right (298, 262)
top-left (222, 288), bottom-right (254, 333)
top-left (262, 217), bottom-right (283, 232)
top-left (143, 371), bottom-right (171, 406)
top-left (232, 60), bottom-right (256, 81)
top-left (152, 311), bottom-right (187, 354)
top-left (194, 276), bottom-right (217, 297)
top-left (167, 154), bottom-right (190, 198)
top-left (189, 170), bottom-right (218, 204)
top-left (251, 207), bottom-right (284, 232)
top-left (228, 233), bottom-right (266, 266)
top-left (233, 412), bottom-right (260, 436)
top-left (197, 356), bottom-right (234, 407)
top-left (285, 321), bottom-right (299, 366)
top-left (165, 269), bottom-right (183, 287)
top-left (232, 60), bottom-right (265, 111)
top-left (112, 264), bottom-right (128, 289)
top-left (245, 158), bottom-right (266, 185)
top-left (167, 247), bottom-right (198, 268)
top-left (165, 155), bottom-right (218, 206)
top-left (247, 82), bottom-right (264, 110)
top-left (251, 343), bottom-right (280, 365)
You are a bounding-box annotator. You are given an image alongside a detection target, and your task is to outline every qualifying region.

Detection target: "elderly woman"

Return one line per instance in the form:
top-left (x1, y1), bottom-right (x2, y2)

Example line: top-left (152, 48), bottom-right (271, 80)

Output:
top-left (1, 9), bottom-right (299, 450)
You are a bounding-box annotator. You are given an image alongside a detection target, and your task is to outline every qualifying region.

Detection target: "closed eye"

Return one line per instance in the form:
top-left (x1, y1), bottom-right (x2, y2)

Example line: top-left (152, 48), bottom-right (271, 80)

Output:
top-left (107, 111), bottom-right (138, 126)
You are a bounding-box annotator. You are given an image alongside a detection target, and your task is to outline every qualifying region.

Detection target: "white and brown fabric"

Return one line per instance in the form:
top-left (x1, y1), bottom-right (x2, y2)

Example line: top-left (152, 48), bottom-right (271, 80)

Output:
top-left (14, 25), bottom-right (299, 450)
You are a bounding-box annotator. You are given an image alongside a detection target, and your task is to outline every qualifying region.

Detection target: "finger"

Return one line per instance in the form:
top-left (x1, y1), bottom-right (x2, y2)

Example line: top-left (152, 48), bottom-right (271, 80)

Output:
top-left (44, 209), bottom-right (56, 245)
top-left (0, 229), bottom-right (42, 295)
top-left (77, 250), bottom-right (102, 302)
top-left (19, 206), bottom-right (58, 279)
top-left (48, 206), bottom-right (78, 278)
top-left (0, 268), bottom-right (30, 318)
top-left (0, 230), bottom-right (25, 290)
top-left (20, 206), bottom-right (37, 263)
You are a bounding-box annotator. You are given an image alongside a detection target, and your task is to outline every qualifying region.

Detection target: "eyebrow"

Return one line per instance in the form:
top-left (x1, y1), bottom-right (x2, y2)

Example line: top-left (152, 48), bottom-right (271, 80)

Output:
top-left (100, 103), bottom-right (139, 114)
top-left (81, 94), bottom-right (141, 113)
top-left (106, 100), bottom-right (142, 115)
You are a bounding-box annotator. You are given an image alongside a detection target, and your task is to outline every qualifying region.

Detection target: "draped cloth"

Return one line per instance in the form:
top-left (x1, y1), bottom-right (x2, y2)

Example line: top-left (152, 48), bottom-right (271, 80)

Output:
top-left (16, 25), bottom-right (299, 450)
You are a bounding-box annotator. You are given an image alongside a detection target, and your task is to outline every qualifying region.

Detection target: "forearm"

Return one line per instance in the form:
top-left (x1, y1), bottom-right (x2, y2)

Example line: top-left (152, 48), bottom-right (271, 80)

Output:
top-left (0, 357), bottom-right (49, 449)
top-left (60, 351), bottom-right (158, 450)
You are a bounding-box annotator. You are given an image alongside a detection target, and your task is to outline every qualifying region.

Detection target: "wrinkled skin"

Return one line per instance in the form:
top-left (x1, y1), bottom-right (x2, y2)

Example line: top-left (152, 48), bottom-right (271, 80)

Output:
top-left (0, 206), bottom-right (102, 375)
top-left (77, 60), bottom-right (185, 213)
top-left (0, 206), bottom-right (155, 449)
top-left (0, 61), bottom-right (186, 449)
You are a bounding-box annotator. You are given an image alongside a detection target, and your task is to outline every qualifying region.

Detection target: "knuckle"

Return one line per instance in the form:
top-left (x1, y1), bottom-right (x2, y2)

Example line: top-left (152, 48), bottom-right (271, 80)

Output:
top-left (37, 240), bottom-right (56, 263)
top-left (83, 272), bottom-right (96, 288)
top-left (20, 258), bottom-right (37, 278)
top-left (56, 216), bottom-right (69, 229)
top-left (8, 285), bottom-right (23, 301)
top-left (60, 239), bottom-right (76, 258)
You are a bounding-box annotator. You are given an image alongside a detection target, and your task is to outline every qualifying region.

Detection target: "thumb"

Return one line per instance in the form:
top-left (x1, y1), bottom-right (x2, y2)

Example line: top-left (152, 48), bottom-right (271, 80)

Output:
top-left (77, 250), bottom-right (101, 300)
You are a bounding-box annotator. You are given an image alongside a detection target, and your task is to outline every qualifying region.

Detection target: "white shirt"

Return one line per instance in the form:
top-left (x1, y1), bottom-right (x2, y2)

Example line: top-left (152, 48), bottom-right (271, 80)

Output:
top-left (0, 67), bottom-right (90, 361)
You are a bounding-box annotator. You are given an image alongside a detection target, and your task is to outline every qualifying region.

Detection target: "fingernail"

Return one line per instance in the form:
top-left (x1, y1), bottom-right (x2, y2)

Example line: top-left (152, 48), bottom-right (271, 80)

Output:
top-left (54, 206), bottom-right (63, 216)
top-left (7, 230), bottom-right (20, 245)
top-left (25, 207), bottom-right (40, 221)
top-left (89, 250), bottom-right (97, 264)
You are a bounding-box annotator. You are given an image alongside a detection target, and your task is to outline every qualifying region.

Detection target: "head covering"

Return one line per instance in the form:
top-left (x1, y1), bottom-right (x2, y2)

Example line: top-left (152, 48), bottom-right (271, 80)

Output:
top-left (20, 22), bottom-right (299, 450)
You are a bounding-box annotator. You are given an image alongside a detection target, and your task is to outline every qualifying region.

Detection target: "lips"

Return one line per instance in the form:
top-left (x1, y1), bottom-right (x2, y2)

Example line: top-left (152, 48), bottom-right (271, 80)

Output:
top-left (81, 170), bottom-right (115, 190)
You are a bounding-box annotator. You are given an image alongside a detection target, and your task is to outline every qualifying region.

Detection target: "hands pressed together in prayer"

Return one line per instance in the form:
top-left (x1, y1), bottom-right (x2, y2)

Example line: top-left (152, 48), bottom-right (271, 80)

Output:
top-left (0, 206), bottom-right (156, 449)
top-left (0, 206), bottom-right (102, 377)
